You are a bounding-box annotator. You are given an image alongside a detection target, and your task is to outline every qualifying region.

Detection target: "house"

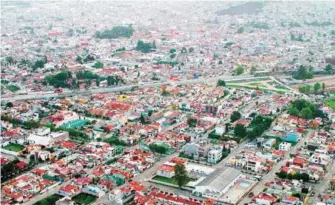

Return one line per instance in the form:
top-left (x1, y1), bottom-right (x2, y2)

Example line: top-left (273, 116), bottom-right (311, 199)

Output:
top-left (282, 196), bottom-right (300, 205)
top-left (109, 183), bottom-right (137, 204)
top-left (81, 185), bottom-right (104, 197)
top-left (214, 127), bottom-right (225, 135)
top-left (246, 157), bottom-right (263, 172)
top-left (207, 149), bottom-right (222, 164)
top-left (183, 142), bottom-right (210, 159)
top-left (253, 193), bottom-right (278, 205)
top-left (308, 153), bottom-right (330, 167)
top-left (279, 142), bottom-right (292, 151)
top-left (156, 163), bottom-right (175, 178)
top-left (264, 139), bottom-right (276, 149)
top-left (292, 157), bottom-right (307, 168)
top-left (57, 184), bottom-right (80, 197)
top-left (55, 197), bottom-right (75, 205)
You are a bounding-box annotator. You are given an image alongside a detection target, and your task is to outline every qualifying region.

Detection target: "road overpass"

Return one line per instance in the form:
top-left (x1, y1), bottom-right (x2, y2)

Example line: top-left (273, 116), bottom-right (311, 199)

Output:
top-left (1, 75), bottom-right (288, 102)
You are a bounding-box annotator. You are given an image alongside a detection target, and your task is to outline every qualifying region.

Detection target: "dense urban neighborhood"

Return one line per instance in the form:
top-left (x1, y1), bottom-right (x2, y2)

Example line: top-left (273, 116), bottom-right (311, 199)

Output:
top-left (1, 1), bottom-right (335, 205)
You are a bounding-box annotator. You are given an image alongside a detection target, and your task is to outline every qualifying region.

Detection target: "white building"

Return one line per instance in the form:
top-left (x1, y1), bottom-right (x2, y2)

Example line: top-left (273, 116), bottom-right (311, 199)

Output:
top-left (193, 168), bottom-right (241, 200)
top-left (207, 149), bottom-right (222, 164)
top-left (246, 158), bottom-right (263, 172)
top-left (263, 138), bottom-right (276, 149)
top-left (279, 142), bottom-right (292, 151)
top-left (156, 162), bottom-right (175, 178)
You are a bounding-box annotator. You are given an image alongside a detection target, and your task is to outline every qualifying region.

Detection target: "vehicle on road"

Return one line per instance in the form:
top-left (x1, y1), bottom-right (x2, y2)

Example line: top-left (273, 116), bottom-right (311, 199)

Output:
top-left (54, 88), bottom-right (63, 93)
top-left (248, 192), bottom-right (254, 198)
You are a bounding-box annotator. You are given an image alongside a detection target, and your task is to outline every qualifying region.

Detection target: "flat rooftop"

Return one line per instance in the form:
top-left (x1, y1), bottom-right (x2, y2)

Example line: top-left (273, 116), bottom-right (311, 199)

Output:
top-left (221, 178), bottom-right (257, 204)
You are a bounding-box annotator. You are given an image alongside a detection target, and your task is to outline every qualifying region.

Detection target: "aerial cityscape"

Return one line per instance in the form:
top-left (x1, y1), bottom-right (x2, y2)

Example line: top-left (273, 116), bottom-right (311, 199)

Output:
top-left (1, 1), bottom-right (335, 205)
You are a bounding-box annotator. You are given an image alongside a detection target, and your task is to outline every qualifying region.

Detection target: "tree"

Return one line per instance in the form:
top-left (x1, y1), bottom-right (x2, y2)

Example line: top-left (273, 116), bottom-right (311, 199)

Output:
top-left (299, 85), bottom-right (311, 94)
top-left (92, 61), bottom-right (104, 68)
top-left (230, 111), bottom-right (241, 122)
top-left (23, 120), bottom-right (40, 129)
top-left (169, 48), bottom-right (176, 53)
top-left (325, 64), bottom-right (334, 73)
top-left (181, 47), bottom-right (187, 54)
top-left (149, 144), bottom-right (167, 154)
top-left (95, 25), bottom-right (134, 39)
top-left (314, 82), bottom-right (321, 93)
top-left (187, 118), bottom-right (197, 128)
top-left (237, 27), bottom-right (244, 33)
top-left (247, 130), bottom-right (258, 139)
top-left (162, 90), bottom-right (170, 96)
top-left (136, 40), bottom-right (155, 53)
top-left (288, 106), bottom-right (299, 116)
top-left (300, 173), bottom-right (309, 182)
top-left (277, 171), bottom-right (287, 179)
top-left (93, 177), bottom-right (100, 184)
top-left (174, 164), bottom-right (188, 188)
top-left (140, 113), bottom-right (147, 124)
top-left (76, 56), bottom-right (83, 64)
top-left (107, 75), bottom-right (116, 86)
top-left (236, 65), bottom-right (244, 75)
top-left (29, 154), bottom-right (36, 166)
top-left (289, 99), bottom-right (319, 119)
top-left (152, 41), bottom-right (156, 49)
top-left (250, 66), bottom-right (257, 74)
top-left (234, 124), bottom-right (247, 138)
top-left (292, 65), bottom-right (313, 80)
top-left (170, 53), bottom-right (176, 59)
top-left (322, 83), bottom-right (326, 92)
top-left (300, 107), bottom-right (313, 119)
top-left (5, 56), bottom-right (14, 64)
top-left (188, 47), bottom-right (194, 53)
top-left (217, 80), bottom-right (226, 87)
top-left (6, 102), bottom-right (13, 108)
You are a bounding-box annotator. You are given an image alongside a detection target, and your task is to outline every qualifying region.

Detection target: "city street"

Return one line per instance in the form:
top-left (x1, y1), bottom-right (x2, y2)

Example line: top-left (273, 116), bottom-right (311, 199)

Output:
top-left (2, 75), bottom-right (290, 102)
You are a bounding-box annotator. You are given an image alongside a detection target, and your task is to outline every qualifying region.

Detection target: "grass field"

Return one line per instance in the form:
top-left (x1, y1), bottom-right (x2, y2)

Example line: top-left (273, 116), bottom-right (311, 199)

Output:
top-left (7, 85), bottom-right (20, 92)
top-left (2, 143), bottom-right (25, 152)
top-left (72, 193), bottom-right (97, 205)
top-left (152, 175), bottom-right (176, 184)
top-left (275, 85), bottom-right (290, 90)
top-left (33, 194), bottom-right (63, 205)
top-left (325, 99), bottom-right (335, 110)
top-left (152, 175), bottom-right (193, 186)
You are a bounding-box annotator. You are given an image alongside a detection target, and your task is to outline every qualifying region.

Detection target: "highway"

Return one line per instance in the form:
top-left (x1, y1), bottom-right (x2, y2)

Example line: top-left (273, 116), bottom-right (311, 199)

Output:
top-left (2, 75), bottom-right (276, 102)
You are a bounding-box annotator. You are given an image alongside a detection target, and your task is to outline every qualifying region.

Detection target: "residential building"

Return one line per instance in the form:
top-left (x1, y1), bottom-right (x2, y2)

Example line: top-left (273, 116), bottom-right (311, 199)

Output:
top-left (279, 142), bottom-right (292, 151)
top-left (207, 149), bottom-right (222, 164)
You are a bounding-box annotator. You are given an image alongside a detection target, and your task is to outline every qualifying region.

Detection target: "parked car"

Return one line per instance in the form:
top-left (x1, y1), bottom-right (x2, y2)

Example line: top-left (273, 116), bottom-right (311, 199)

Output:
top-left (248, 192), bottom-right (254, 198)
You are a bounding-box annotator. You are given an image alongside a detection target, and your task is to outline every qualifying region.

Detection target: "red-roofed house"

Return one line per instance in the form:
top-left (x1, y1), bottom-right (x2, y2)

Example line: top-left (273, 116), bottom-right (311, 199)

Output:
top-left (253, 193), bottom-right (278, 205)
top-left (57, 184), bottom-right (80, 197)
top-left (157, 164), bottom-right (175, 178)
top-left (15, 162), bottom-right (28, 170)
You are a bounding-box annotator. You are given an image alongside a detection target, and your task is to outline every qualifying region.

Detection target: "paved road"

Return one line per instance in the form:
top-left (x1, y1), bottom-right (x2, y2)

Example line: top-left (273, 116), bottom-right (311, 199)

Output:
top-left (2, 75), bottom-right (282, 102)
top-left (238, 130), bottom-right (314, 205)
top-left (309, 157), bottom-right (335, 203)
top-left (0, 152), bottom-right (28, 163)
top-left (25, 180), bottom-right (70, 205)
